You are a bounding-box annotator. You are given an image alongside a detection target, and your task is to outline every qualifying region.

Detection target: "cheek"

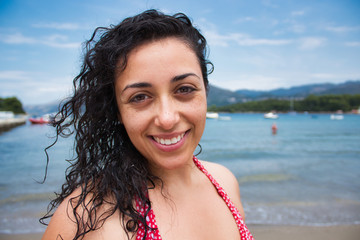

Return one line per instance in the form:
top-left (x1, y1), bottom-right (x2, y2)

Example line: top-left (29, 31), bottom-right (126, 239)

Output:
top-left (187, 96), bottom-right (207, 127)
top-left (122, 119), bottom-right (144, 151)
top-left (119, 109), bottom-right (139, 135)
top-left (120, 108), bottom-right (151, 145)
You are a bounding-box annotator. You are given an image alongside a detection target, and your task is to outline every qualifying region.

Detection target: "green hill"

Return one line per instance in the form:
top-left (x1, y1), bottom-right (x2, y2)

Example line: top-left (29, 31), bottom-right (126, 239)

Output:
top-left (0, 97), bottom-right (25, 114)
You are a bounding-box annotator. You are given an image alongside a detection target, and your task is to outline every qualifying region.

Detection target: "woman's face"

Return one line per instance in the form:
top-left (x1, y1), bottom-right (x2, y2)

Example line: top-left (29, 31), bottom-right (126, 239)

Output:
top-left (115, 37), bottom-right (207, 171)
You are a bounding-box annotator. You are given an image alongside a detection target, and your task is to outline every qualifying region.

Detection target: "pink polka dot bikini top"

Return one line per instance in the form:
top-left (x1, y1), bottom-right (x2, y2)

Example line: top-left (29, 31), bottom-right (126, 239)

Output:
top-left (135, 156), bottom-right (254, 240)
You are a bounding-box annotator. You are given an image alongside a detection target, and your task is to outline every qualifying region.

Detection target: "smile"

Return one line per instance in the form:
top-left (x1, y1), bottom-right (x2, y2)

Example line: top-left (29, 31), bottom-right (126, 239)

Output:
top-left (153, 133), bottom-right (185, 146)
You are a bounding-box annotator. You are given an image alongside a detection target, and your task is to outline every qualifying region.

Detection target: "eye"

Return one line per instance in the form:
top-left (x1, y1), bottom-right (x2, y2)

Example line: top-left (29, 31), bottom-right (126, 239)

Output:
top-left (176, 86), bottom-right (196, 94)
top-left (129, 94), bottom-right (149, 103)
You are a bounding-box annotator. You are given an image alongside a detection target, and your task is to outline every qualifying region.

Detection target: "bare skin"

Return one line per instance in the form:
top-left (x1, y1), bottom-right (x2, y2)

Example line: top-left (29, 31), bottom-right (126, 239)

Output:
top-left (148, 160), bottom-right (243, 240)
top-left (42, 38), bottom-right (245, 240)
top-left (42, 160), bottom-right (244, 240)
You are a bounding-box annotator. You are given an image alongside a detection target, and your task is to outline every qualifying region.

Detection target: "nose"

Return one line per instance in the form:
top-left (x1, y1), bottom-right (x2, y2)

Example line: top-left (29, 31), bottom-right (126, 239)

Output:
top-left (154, 97), bottom-right (180, 130)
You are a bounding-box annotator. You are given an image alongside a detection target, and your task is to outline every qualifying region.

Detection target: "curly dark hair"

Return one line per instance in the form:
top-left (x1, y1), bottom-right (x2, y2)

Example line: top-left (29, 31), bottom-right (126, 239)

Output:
top-left (40, 9), bottom-right (213, 240)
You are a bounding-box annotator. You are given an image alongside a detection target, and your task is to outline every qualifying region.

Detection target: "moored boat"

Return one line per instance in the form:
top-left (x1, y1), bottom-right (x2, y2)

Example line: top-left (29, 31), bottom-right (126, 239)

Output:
top-left (28, 114), bottom-right (53, 124)
top-left (330, 114), bottom-right (344, 120)
top-left (264, 112), bottom-right (279, 119)
top-left (206, 112), bottom-right (219, 119)
top-left (330, 110), bottom-right (344, 120)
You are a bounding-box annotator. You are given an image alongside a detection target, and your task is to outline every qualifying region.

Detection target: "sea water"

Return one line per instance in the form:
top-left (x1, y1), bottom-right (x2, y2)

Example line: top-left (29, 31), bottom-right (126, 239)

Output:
top-left (0, 113), bottom-right (359, 233)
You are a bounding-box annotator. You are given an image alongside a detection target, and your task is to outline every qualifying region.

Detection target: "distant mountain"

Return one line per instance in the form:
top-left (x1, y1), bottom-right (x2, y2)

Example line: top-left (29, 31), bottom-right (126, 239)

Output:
top-left (235, 80), bottom-right (360, 99)
top-left (24, 101), bottom-right (60, 116)
top-left (207, 84), bottom-right (245, 106)
top-left (207, 80), bottom-right (360, 106)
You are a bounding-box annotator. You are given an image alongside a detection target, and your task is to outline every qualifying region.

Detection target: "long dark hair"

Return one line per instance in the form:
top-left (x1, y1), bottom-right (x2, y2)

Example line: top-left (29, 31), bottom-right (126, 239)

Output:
top-left (40, 9), bottom-right (213, 240)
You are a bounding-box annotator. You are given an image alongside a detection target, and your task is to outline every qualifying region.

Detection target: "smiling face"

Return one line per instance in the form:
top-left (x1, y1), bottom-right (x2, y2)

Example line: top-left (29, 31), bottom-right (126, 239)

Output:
top-left (115, 37), bottom-right (207, 171)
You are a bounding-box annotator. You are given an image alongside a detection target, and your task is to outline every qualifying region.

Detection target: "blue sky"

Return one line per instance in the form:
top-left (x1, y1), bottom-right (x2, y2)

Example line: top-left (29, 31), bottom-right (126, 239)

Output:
top-left (0, 0), bottom-right (359, 105)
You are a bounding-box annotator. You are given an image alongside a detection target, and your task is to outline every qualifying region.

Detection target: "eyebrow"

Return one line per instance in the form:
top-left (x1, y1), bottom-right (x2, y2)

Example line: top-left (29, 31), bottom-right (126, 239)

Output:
top-left (172, 73), bottom-right (199, 82)
top-left (121, 73), bottom-right (200, 93)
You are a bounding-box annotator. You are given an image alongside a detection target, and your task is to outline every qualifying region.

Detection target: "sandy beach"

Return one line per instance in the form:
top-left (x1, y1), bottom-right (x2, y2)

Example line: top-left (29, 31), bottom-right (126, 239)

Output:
top-left (249, 224), bottom-right (360, 240)
top-left (1, 224), bottom-right (359, 240)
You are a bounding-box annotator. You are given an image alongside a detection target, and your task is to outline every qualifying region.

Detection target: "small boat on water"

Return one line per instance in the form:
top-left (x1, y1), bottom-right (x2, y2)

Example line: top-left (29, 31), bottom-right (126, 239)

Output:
top-left (219, 116), bottom-right (231, 121)
top-left (330, 114), bottom-right (344, 120)
top-left (264, 112), bottom-right (279, 119)
top-left (330, 110), bottom-right (344, 120)
top-left (206, 112), bottom-right (219, 119)
top-left (28, 114), bottom-right (53, 124)
top-left (206, 112), bottom-right (231, 120)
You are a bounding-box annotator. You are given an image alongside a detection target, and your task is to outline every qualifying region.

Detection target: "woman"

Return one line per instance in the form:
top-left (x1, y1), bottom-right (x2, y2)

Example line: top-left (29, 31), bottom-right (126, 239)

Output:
top-left (41, 9), bottom-right (254, 240)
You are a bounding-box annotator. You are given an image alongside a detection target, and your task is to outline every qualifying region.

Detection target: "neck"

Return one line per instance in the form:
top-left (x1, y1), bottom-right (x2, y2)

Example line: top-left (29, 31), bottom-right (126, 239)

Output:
top-left (148, 156), bottom-right (199, 193)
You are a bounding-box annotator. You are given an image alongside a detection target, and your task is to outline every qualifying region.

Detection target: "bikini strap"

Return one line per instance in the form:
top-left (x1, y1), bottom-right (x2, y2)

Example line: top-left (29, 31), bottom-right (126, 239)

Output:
top-left (192, 156), bottom-right (254, 240)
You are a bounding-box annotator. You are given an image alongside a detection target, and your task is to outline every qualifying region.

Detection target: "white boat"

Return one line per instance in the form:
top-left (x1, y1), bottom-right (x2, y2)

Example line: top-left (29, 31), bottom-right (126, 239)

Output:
top-left (206, 112), bottom-right (219, 119)
top-left (219, 116), bottom-right (231, 121)
top-left (330, 114), bottom-right (344, 120)
top-left (264, 112), bottom-right (279, 119)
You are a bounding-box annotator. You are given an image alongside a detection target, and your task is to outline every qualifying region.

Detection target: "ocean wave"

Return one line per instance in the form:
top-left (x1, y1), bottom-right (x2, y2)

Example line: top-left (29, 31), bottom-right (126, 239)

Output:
top-left (0, 216), bottom-right (46, 234)
top-left (0, 192), bottom-right (54, 205)
top-left (238, 173), bottom-right (294, 184)
top-left (244, 199), bottom-right (360, 226)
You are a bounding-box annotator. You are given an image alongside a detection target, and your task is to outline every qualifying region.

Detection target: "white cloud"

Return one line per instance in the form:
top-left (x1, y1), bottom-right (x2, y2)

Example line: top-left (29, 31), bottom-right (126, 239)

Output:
top-left (0, 32), bottom-right (81, 49)
top-left (202, 30), bottom-right (233, 47)
top-left (345, 41), bottom-right (360, 47)
top-left (211, 74), bottom-right (285, 91)
top-left (0, 72), bottom-right (73, 104)
top-left (26, 78), bottom-right (73, 104)
top-left (204, 30), bottom-right (292, 47)
top-left (32, 22), bottom-right (81, 30)
top-left (0, 71), bottom-right (31, 81)
top-left (325, 26), bottom-right (360, 33)
top-left (234, 17), bottom-right (256, 24)
top-left (291, 10), bottom-right (305, 16)
top-left (289, 24), bottom-right (306, 33)
top-left (1, 32), bottom-right (36, 44)
top-left (42, 34), bottom-right (80, 48)
top-left (310, 73), bottom-right (338, 79)
top-left (310, 72), bottom-right (360, 81)
top-left (299, 37), bottom-right (326, 50)
top-left (46, 34), bottom-right (68, 41)
top-left (43, 41), bottom-right (80, 49)
top-left (261, 0), bottom-right (278, 8)
top-left (238, 38), bottom-right (291, 46)
top-left (211, 71), bottom-right (360, 91)
top-left (200, 17), bottom-right (292, 47)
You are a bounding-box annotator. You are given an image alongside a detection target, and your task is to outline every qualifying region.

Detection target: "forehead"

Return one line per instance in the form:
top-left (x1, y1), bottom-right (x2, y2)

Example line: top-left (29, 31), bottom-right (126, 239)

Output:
top-left (129, 37), bottom-right (195, 63)
top-left (115, 37), bottom-right (201, 87)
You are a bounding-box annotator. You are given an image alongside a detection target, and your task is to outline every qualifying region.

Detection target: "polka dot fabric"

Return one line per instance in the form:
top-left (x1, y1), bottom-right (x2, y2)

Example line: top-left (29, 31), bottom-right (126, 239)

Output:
top-left (135, 201), bottom-right (162, 240)
top-left (193, 156), bottom-right (254, 240)
top-left (135, 156), bottom-right (254, 240)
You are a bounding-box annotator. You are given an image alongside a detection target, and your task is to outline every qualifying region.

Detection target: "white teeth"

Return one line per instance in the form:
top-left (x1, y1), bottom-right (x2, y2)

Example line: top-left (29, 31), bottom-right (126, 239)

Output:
top-left (154, 133), bottom-right (185, 145)
top-left (170, 137), bottom-right (177, 144)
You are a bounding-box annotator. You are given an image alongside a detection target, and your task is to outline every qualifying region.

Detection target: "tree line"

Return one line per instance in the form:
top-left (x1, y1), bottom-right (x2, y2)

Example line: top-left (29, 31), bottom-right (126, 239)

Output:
top-left (208, 94), bottom-right (360, 113)
top-left (0, 97), bottom-right (25, 114)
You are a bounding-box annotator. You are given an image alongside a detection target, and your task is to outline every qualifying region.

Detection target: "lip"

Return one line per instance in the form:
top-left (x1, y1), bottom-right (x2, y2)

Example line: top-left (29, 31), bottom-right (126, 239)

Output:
top-left (150, 130), bottom-right (189, 152)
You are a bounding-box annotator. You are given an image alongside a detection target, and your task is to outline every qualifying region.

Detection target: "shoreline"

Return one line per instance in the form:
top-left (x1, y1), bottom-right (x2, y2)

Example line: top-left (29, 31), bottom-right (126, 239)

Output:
top-left (0, 117), bottom-right (27, 132)
top-left (210, 111), bottom-right (360, 114)
top-left (1, 224), bottom-right (359, 240)
top-left (249, 224), bottom-right (360, 240)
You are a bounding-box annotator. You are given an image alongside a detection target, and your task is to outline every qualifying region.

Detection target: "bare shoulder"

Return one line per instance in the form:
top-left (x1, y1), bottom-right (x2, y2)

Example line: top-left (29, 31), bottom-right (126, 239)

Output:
top-left (41, 188), bottom-right (80, 240)
top-left (41, 188), bottom-right (130, 240)
top-left (199, 160), bottom-right (239, 196)
top-left (199, 160), bottom-right (245, 219)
